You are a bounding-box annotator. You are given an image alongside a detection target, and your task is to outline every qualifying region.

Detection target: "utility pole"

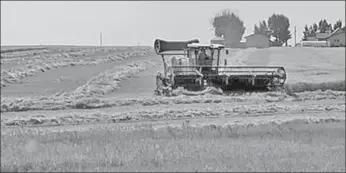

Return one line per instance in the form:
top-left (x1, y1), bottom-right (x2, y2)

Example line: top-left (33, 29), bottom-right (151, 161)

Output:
top-left (100, 32), bottom-right (103, 47)
top-left (294, 26), bottom-right (297, 47)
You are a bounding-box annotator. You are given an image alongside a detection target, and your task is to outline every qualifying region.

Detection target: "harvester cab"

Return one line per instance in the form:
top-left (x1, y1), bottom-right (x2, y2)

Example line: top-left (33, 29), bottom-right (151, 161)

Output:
top-left (154, 39), bottom-right (287, 95)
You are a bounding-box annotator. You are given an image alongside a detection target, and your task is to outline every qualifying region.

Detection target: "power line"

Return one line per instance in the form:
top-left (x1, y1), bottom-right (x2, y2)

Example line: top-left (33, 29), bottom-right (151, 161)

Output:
top-left (294, 25), bottom-right (297, 46)
top-left (100, 32), bottom-right (103, 47)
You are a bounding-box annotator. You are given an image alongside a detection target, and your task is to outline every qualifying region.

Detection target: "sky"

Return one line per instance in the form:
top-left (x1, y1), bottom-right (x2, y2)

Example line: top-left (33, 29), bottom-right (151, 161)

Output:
top-left (1, 1), bottom-right (345, 46)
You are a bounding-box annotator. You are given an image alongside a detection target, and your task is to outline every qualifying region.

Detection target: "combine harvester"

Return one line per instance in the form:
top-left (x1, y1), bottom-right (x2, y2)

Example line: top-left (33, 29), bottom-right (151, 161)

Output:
top-left (154, 39), bottom-right (287, 96)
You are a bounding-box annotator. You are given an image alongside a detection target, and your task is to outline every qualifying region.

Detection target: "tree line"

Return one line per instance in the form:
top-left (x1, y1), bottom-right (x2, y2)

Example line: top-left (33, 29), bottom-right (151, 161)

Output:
top-left (211, 9), bottom-right (343, 46)
top-left (211, 9), bottom-right (291, 46)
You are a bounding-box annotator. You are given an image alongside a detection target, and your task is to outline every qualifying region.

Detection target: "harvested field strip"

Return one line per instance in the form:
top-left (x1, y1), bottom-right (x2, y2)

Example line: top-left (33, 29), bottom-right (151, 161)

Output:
top-left (1, 53), bottom-right (157, 98)
top-left (0, 48), bottom-right (152, 88)
top-left (1, 100), bottom-right (344, 126)
top-left (0, 60), bottom-right (156, 112)
top-left (63, 60), bottom-right (156, 97)
top-left (1, 89), bottom-right (344, 112)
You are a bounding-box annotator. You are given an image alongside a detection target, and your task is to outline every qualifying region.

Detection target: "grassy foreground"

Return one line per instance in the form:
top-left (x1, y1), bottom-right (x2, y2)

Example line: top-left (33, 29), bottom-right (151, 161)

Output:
top-left (1, 121), bottom-right (345, 172)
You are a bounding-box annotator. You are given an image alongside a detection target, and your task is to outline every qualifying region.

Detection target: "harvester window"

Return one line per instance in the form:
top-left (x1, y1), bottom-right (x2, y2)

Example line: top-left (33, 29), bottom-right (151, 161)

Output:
top-left (194, 49), bottom-right (199, 56)
top-left (205, 49), bottom-right (212, 58)
top-left (215, 49), bottom-right (220, 60)
top-left (210, 49), bottom-right (214, 60)
top-left (186, 50), bottom-right (190, 57)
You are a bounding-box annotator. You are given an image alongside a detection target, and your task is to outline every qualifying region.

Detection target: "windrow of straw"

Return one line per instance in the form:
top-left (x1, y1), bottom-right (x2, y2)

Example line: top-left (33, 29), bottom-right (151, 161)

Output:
top-left (0, 48), bottom-right (152, 88)
top-left (0, 47), bottom-right (47, 54)
top-left (1, 47), bottom-right (84, 62)
top-left (1, 60), bottom-right (156, 112)
top-left (63, 60), bottom-right (156, 98)
top-left (1, 46), bottom-right (112, 59)
top-left (1, 47), bottom-right (151, 63)
top-left (1, 88), bottom-right (344, 112)
top-left (1, 47), bottom-right (125, 64)
top-left (2, 100), bottom-right (344, 126)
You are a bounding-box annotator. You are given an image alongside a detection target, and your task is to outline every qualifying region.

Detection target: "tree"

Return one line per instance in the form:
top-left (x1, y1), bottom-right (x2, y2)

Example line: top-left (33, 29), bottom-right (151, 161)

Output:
top-left (318, 19), bottom-right (331, 33)
top-left (302, 25), bottom-right (310, 41)
top-left (268, 14), bottom-right (292, 46)
top-left (254, 20), bottom-right (271, 37)
top-left (327, 24), bottom-right (333, 32)
top-left (333, 20), bottom-right (343, 31)
top-left (254, 24), bottom-right (260, 34)
top-left (211, 9), bottom-right (246, 47)
top-left (313, 23), bottom-right (318, 33)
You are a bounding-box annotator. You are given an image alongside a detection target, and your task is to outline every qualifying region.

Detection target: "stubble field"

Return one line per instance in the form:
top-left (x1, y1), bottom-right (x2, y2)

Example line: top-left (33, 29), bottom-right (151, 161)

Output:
top-left (1, 45), bottom-right (345, 172)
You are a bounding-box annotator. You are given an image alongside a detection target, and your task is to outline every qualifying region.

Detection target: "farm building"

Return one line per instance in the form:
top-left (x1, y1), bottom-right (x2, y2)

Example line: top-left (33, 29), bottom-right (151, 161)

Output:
top-left (306, 36), bottom-right (318, 41)
top-left (311, 27), bottom-right (346, 47)
top-left (315, 33), bottom-right (331, 41)
top-left (325, 27), bottom-right (345, 47)
top-left (300, 27), bottom-right (345, 47)
top-left (300, 41), bottom-right (330, 47)
top-left (244, 33), bottom-right (270, 48)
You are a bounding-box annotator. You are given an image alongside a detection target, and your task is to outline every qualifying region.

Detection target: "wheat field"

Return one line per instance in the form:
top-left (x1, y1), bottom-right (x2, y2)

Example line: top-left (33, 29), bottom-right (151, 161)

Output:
top-left (1, 46), bottom-right (345, 172)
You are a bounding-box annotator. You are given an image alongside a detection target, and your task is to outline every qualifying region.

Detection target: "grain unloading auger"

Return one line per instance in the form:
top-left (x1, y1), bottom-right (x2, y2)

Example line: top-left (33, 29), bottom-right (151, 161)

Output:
top-left (154, 39), bottom-right (287, 96)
